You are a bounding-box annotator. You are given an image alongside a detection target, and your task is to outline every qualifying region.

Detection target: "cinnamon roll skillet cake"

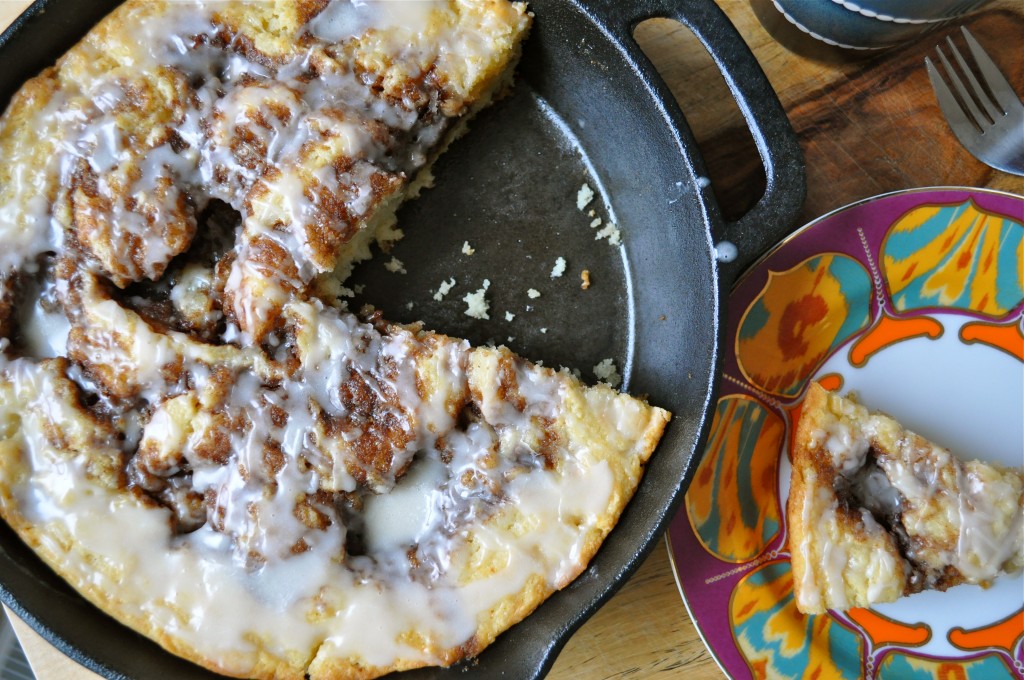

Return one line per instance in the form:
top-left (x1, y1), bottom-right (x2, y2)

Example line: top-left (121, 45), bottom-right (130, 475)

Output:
top-left (0, 2), bottom-right (671, 678)
top-left (789, 383), bottom-right (1023, 615)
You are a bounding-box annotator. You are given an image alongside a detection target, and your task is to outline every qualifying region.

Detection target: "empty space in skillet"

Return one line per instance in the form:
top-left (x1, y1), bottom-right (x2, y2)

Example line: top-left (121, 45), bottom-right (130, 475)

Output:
top-left (347, 84), bottom-right (633, 383)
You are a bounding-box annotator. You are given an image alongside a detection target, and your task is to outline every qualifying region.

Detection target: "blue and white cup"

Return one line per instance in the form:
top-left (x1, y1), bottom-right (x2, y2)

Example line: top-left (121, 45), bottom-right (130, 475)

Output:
top-left (832, 1), bottom-right (994, 23)
top-left (762, 0), bottom-right (995, 50)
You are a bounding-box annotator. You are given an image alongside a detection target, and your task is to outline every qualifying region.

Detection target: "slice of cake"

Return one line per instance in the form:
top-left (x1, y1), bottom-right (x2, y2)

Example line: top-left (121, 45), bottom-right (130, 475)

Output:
top-left (788, 382), bottom-right (1023, 615)
top-left (0, 2), bottom-right (673, 679)
top-left (0, 282), bottom-right (670, 679)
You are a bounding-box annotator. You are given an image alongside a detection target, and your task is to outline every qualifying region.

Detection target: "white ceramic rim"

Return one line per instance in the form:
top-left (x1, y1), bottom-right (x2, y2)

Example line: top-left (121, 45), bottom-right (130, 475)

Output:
top-left (828, 0), bottom-right (980, 25)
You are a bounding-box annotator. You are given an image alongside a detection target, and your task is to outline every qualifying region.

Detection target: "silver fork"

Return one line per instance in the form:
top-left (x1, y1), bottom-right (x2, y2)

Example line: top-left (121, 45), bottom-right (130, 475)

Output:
top-left (925, 27), bottom-right (1024, 176)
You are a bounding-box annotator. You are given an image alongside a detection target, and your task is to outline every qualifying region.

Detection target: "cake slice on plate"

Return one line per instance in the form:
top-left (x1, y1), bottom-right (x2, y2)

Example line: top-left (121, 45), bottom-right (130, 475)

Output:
top-left (788, 382), bottom-right (1023, 615)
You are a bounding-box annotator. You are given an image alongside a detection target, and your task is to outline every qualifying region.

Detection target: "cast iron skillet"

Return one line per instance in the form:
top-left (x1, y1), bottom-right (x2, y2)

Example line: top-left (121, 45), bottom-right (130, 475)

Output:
top-left (0, 0), bottom-right (805, 678)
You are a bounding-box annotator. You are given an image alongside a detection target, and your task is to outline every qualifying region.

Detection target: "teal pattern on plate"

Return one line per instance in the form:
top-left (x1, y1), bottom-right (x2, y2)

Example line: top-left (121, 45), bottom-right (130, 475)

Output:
top-left (730, 561), bottom-right (863, 679)
top-left (882, 201), bottom-right (1024, 317)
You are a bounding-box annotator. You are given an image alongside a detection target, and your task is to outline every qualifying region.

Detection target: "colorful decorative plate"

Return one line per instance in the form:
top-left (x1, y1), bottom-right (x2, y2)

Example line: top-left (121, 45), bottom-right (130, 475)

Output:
top-left (668, 188), bottom-right (1024, 679)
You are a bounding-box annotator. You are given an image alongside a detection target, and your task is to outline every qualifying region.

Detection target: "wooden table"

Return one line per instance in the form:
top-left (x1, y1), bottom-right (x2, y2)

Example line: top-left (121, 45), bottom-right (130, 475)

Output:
top-left (2, 1), bottom-right (1022, 678)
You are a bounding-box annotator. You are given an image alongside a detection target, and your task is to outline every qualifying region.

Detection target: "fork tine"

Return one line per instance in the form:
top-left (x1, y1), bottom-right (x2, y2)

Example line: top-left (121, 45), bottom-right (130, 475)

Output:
top-left (961, 26), bottom-right (1022, 115)
top-left (935, 44), bottom-right (987, 131)
top-left (926, 56), bottom-right (978, 138)
top-left (945, 36), bottom-right (1002, 124)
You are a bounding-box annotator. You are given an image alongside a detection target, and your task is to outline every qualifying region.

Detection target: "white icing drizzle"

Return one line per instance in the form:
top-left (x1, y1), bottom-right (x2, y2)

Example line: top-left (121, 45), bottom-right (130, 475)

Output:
top-left (857, 509), bottom-right (902, 602)
top-left (795, 469), bottom-right (823, 613)
top-left (14, 277), bottom-right (70, 360)
top-left (822, 419), bottom-right (872, 474)
top-left (954, 461), bottom-right (1024, 582)
top-left (362, 457), bottom-right (448, 553)
top-left (309, 1), bottom-right (446, 44)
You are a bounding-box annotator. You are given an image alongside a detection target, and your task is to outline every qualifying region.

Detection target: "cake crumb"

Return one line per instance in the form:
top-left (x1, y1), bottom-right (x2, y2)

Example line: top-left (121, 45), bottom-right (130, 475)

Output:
top-left (595, 223), bottom-right (621, 246)
top-left (507, 336), bottom-right (515, 343)
top-left (593, 358), bottom-right (621, 388)
top-left (562, 366), bottom-right (583, 380)
top-left (581, 270), bottom-right (591, 290)
top-left (406, 302), bottom-right (415, 310)
top-left (461, 241), bottom-right (475, 256)
top-left (550, 257), bottom-right (566, 278)
top-left (433, 277), bottom-right (456, 301)
top-left (577, 183), bottom-right (594, 211)
top-left (527, 288), bottom-right (541, 299)
top-left (540, 328), bottom-right (548, 334)
top-left (588, 209), bottom-right (596, 218)
top-left (353, 284), bottom-right (366, 295)
top-left (505, 311), bottom-right (515, 322)
top-left (384, 257), bottom-right (407, 274)
top-left (463, 280), bottom-right (491, 320)
top-left (590, 217), bottom-right (602, 229)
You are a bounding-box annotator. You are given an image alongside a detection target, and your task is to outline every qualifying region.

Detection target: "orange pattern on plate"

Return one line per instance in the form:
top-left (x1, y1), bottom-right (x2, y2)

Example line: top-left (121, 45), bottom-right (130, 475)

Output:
top-left (949, 608), bottom-right (1024, 654)
top-left (847, 608), bottom-right (930, 647)
top-left (848, 313), bottom-right (944, 367)
top-left (959, 320), bottom-right (1024, 361)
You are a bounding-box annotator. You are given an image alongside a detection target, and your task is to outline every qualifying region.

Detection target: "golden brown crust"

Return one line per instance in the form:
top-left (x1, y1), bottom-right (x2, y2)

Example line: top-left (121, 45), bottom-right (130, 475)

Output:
top-left (785, 386), bottom-right (818, 607)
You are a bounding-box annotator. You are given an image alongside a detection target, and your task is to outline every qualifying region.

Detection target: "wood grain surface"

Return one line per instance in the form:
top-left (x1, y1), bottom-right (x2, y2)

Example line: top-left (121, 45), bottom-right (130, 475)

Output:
top-left (2, 1), bottom-right (1023, 679)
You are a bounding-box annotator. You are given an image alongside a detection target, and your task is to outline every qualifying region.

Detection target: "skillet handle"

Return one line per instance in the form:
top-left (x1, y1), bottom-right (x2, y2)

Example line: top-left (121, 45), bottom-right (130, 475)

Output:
top-left (602, 0), bottom-right (806, 283)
